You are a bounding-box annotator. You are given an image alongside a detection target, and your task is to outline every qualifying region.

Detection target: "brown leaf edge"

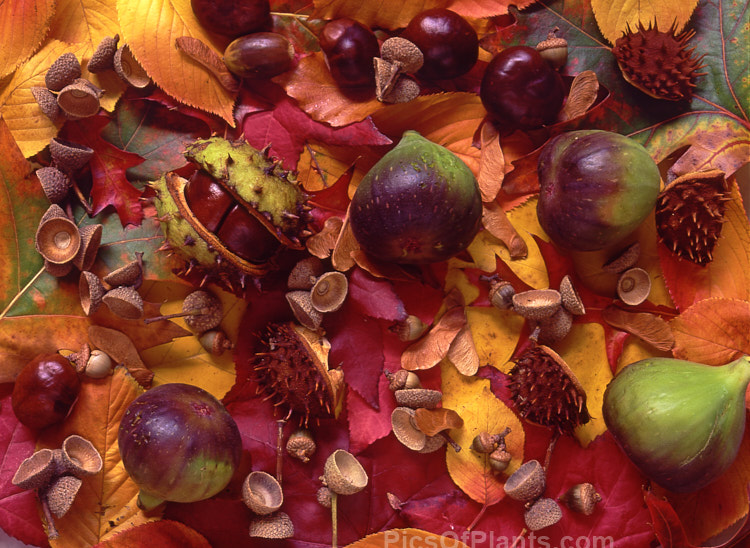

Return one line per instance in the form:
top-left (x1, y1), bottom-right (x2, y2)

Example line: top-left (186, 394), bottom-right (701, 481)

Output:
top-left (175, 37), bottom-right (239, 93)
top-left (602, 305), bottom-right (675, 352)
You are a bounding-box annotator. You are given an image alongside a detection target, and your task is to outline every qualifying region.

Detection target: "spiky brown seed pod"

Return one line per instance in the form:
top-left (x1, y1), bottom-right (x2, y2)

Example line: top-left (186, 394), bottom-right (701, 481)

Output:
top-left (655, 169), bottom-right (730, 265)
top-left (87, 34), bottom-right (120, 72)
top-left (507, 345), bottom-right (590, 435)
top-left (612, 22), bottom-right (705, 101)
top-left (45, 53), bottom-right (82, 92)
top-left (248, 322), bottom-right (344, 426)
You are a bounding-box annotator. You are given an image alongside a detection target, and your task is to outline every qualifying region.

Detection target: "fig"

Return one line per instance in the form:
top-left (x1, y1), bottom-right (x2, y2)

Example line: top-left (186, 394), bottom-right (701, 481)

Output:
top-left (537, 130), bottom-right (660, 251)
top-left (349, 131), bottom-right (482, 263)
top-left (118, 383), bottom-right (242, 510)
top-left (603, 355), bottom-right (750, 493)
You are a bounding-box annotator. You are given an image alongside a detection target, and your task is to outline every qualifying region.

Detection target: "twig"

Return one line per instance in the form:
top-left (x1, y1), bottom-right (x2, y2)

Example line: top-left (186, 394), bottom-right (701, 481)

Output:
top-left (40, 495), bottom-right (59, 539)
top-left (467, 502), bottom-right (487, 531)
top-left (331, 492), bottom-right (338, 548)
top-left (276, 420), bottom-right (286, 483)
top-left (543, 431), bottom-right (560, 472)
top-left (510, 528), bottom-right (527, 548)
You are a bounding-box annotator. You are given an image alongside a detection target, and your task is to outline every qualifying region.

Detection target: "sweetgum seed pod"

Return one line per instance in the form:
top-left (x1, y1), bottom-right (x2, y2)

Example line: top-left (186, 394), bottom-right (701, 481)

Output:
top-left (603, 355), bottom-right (750, 493)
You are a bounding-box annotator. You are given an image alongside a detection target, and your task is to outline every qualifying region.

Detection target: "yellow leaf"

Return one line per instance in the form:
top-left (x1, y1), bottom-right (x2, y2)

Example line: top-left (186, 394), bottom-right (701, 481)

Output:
top-left (591, 0), bottom-right (700, 45)
top-left (442, 361), bottom-right (525, 505)
top-left (37, 368), bottom-right (157, 546)
top-left (466, 306), bottom-right (524, 369)
top-left (555, 323), bottom-right (612, 446)
top-left (346, 529), bottom-right (470, 548)
top-left (116, 0), bottom-right (236, 125)
top-left (47, 0), bottom-right (127, 111)
top-left (0, 0), bottom-right (55, 79)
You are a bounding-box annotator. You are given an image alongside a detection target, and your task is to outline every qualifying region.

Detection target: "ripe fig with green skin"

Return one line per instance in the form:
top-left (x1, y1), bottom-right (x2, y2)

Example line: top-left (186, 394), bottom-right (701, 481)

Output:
top-left (349, 131), bottom-right (482, 263)
top-left (603, 355), bottom-right (750, 493)
top-left (537, 130), bottom-right (660, 251)
top-left (118, 383), bottom-right (242, 510)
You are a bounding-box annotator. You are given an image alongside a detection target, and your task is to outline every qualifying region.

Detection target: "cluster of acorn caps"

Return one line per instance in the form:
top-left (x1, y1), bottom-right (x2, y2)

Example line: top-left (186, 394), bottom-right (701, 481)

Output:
top-left (241, 470), bottom-right (294, 539)
top-left (316, 449), bottom-right (368, 509)
top-left (471, 428), bottom-right (513, 473)
top-left (285, 257), bottom-right (349, 331)
top-left (502, 459), bottom-right (601, 531)
top-left (35, 204), bottom-right (101, 278)
top-left (12, 435), bottom-right (103, 539)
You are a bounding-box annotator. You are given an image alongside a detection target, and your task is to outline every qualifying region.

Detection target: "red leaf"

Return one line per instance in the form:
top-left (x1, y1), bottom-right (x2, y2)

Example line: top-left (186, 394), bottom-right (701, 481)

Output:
top-left (645, 491), bottom-right (697, 548)
top-left (61, 116), bottom-right (145, 227)
top-left (94, 520), bottom-right (211, 548)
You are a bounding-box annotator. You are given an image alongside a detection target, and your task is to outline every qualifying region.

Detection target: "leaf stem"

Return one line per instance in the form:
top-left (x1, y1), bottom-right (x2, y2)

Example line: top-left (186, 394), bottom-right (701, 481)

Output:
top-left (331, 492), bottom-right (338, 548)
top-left (467, 502), bottom-right (487, 531)
top-left (40, 494), bottom-right (59, 540)
top-left (276, 419), bottom-right (286, 482)
top-left (0, 267), bottom-right (45, 320)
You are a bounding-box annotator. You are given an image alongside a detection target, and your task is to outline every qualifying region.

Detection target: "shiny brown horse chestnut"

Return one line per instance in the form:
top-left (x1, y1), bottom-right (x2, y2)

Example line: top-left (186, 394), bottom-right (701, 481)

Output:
top-left (223, 32), bottom-right (294, 79)
top-left (12, 354), bottom-right (81, 430)
top-left (319, 18), bottom-right (380, 87)
top-left (480, 45), bottom-right (566, 129)
top-left (191, 0), bottom-right (271, 38)
top-left (401, 9), bottom-right (478, 80)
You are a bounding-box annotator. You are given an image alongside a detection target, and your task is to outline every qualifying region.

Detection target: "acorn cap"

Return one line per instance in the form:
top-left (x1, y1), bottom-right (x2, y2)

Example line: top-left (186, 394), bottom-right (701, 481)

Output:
top-left (102, 286), bottom-right (144, 319)
top-left (524, 497), bottom-right (563, 531)
top-left (57, 79), bottom-right (102, 119)
top-left (248, 511), bottom-right (294, 539)
top-left (286, 290), bottom-right (324, 330)
top-left (316, 486), bottom-right (333, 508)
top-left (512, 289), bottom-right (562, 321)
top-left (242, 471), bottom-right (283, 515)
top-left (489, 280), bottom-right (515, 310)
top-left (73, 224), bottom-right (103, 271)
top-left (559, 275), bottom-right (585, 315)
top-left (36, 167), bottom-right (71, 204)
top-left (287, 256), bottom-right (325, 290)
top-left (374, 57), bottom-right (400, 100)
top-left (503, 459), bottom-right (546, 502)
top-left (79, 270), bottom-right (105, 316)
top-left (60, 434), bottom-right (103, 476)
top-left (45, 52), bottom-right (81, 91)
top-left (390, 315), bottom-right (428, 342)
top-left (559, 482), bottom-right (601, 515)
top-left (87, 34), bottom-right (120, 73)
top-left (488, 447), bottom-right (512, 473)
top-left (602, 241), bottom-right (641, 273)
top-left (35, 215), bottom-right (81, 264)
top-left (536, 28), bottom-right (568, 70)
top-left (382, 74), bottom-right (420, 104)
top-left (534, 307), bottom-right (573, 345)
top-left (385, 369), bottom-right (421, 391)
top-left (45, 475), bottom-right (83, 518)
top-left (617, 267), bottom-right (651, 306)
top-left (471, 431), bottom-right (498, 454)
top-left (30, 86), bottom-right (60, 121)
top-left (49, 138), bottom-right (94, 172)
top-left (12, 448), bottom-right (58, 490)
top-left (391, 406), bottom-right (427, 451)
top-left (394, 388), bottom-right (442, 409)
top-left (310, 271), bottom-right (348, 313)
top-left (419, 434), bottom-right (447, 454)
top-left (45, 259), bottom-right (74, 278)
top-left (114, 45), bottom-right (151, 88)
top-left (102, 256), bottom-right (143, 288)
top-left (182, 290), bottom-right (222, 332)
top-left (40, 203), bottom-right (68, 224)
top-left (323, 449), bottom-right (368, 495)
top-left (69, 343), bottom-right (91, 373)
top-left (380, 37), bottom-right (424, 73)
top-left (198, 330), bottom-right (234, 356)
top-left (286, 429), bottom-right (316, 463)
top-left (85, 349), bottom-right (114, 379)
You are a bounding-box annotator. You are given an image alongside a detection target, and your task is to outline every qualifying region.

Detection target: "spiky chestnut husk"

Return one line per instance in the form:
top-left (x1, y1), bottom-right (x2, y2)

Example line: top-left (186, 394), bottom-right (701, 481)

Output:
top-left (507, 345), bottom-right (590, 435)
top-left (655, 169), bottom-right (730, 265)
top-left (612, 21), bottom-right (705, 101)
top-left (248, 322), bottom-right (344, 426)
top-left (150, 137), bottom-right (310, 295)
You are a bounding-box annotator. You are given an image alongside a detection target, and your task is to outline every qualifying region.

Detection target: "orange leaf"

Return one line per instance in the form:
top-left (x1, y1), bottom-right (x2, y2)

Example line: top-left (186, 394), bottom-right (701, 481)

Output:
top-left (482, 201), bottom-right (528, 260)
top-left (116, 0), bottom-right (237, 124)
top-left (37, 368), bottom-right (154, 546)
top-left (0, 0), bottom-right (55, 79)
top-left (345, 529), bottom-right (470, 548)
top-left (94, 519), bottom-right (211, 548)
top-left (446, 325), bottom-right (480, 376)
top-left (591, 0), bottom-right (700, 45)
top-left (414, 407), bottom-right (464, 436)
top-left (401, 305), bottom-right (466, 371)
top-left (477, 119), bottom-right (504, 202)
top-left (670, 298), bottom-right (750, 365)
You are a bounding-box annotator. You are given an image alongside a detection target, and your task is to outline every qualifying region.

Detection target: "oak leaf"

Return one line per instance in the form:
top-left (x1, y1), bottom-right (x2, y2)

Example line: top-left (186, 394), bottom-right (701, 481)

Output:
top-left (0, 0), bottom-right (55, 79)
top-left (591, 0), bottom-right (700, 45)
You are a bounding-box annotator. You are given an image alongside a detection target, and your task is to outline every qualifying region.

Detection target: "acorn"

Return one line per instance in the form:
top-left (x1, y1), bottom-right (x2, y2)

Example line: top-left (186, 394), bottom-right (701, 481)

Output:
top-left (391, 407), bottom-right (427, 451)
top-left (385, 369), bottom-right (422, 391)
top-left (242, 471), bottom-right (283, 515)
top-left (79, 271), bottom-right (105, 316)
top-left (380, 37), bottom-right (424, 74)
top-left (49, 138), bottom-right (94, 173)
top-left (84, 349), bottom-right (114, 378)
top-left (114, 45), bottom-right (151, 88)
top-left (389, 315), bottom-right (428, 342)
top-left (286, 428), bottom-right (316, 463)
top-left (287, 256), bottom-right (325, 290)
top-left (616, 267), bottom-right (651, 306)
top-left (143, 290), bottom-right (223, 331)
top-left (524, 497), bottom-right (563, 531)
top-left (533, 307), bottom-right (573, 345)
top-left (102, 286), bottom-right (144, 319)
top-left (199, 330), bottom-right (234, 356)
top-left (323, 449), bottom-right (368, 496)
top-left (310, 271), bottom-right (348, 313)
top-left (102, 254), bottom-right (143, 288)
top-left (316, 486), bottom-right (333, 508)
top-left (536, 28), bottom-right (568, 69)
top-left (559, 482), bottom-right (601, 515)
top-left (45, 53), bottom-right (81, 92)
top-left (394, 388), bottom-right (442, 409)
top-left (30, 87), bottom-right (60, 121)
top-left (489, 280), bottom-right (515, 310)
top-left (36, 167), bottom-right (71, 204)
top-left (488, 447), bottom-right (512, 473)
top-left (12, 448), bottom-right (58, 490)
top-left (512, 289), bottom-right (562, 321)
top-left (87, 34), bottom-right (120, 73)
top-left (286, 290), bottom-right (324, 330)
top-left (381, 73), bottom-right (421, 104)
top-left (471, 431), bottom-right (498, 454)
top-left (248, 512), bottom-right (294, 539)
top-left (503, 459), bottom-right (546, 502)
top-left (56, 79), bottom-right (102, 119)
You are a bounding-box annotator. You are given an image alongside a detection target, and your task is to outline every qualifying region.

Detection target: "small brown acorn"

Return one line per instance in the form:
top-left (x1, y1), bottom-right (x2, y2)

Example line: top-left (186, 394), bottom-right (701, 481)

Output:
top-left (536, 28), bottom-right (568, 69)
top-left (504, 459), bottom-right (546, 502)
top-left (286, 428), bottom-right (316, 463)
top-left (559, 482), bottom-right (601, 515)
top-left (87, 35), bottom-right (120, 72)
top-left (45, 53), bottom-right (82, 92)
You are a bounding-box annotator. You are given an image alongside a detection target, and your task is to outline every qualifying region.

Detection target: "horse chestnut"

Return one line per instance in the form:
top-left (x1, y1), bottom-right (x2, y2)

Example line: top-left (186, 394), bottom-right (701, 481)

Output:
top-left (191, 0), bottom-right (271, 38)
top-left (319, 18), bottom-right (380, 87)
top-left (401, 9), bottom-right (478, 80)
top-left (480, 45), bottom-right (565, 129)
top-left (12, 354), bottom-right (81, 430)
top-left (223, 32), bottom-right (294, 79)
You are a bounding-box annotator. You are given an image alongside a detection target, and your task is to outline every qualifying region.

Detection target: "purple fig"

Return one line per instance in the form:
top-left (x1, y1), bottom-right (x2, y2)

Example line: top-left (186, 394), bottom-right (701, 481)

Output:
top-left (118, 383), bottom-right (242, 510)
top-left (349, 131), bottom-right (482, 263)
top-left (537, 130), bottom-right (660, 251)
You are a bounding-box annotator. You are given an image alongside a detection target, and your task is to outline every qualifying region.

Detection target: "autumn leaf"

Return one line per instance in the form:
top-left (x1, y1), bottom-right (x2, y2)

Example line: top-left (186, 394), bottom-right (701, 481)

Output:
top-left (94, 520), bottom-right (211, 547)
top-left (345, 528), bottom-right (470, 548)
top-left (644, 490), bottom-right (698, 548)
top-left (401, 305), bottom-right (465, 371)
top-left (466, 306), bottom-right (524, 369)
top-left (602, 306), bottom-right (675, 352)
top-left (590, 0), bottom-right (700, 45)
top-left (0, 0), bottom-right (55, 79)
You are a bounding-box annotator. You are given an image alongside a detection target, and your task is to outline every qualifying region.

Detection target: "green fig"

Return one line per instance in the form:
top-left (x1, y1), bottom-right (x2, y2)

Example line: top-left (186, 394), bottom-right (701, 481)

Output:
top-left (537, 130), bottom-right (660, 251)
top-left (603, 355), bottom-right (750, 493)
top-left (349, 131), bottom-right (482, 264)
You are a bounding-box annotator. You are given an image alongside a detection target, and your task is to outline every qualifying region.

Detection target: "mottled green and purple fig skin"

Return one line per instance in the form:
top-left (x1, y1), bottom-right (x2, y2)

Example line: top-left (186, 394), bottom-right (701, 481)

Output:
top-left (603, 356), bottom-right (750, 493)
top-left (537, 130), bottom-right (660, 251)
top-left (118, 383), bottom-right (242, 510)
top-left (349, 131), bottom-right (482, 263)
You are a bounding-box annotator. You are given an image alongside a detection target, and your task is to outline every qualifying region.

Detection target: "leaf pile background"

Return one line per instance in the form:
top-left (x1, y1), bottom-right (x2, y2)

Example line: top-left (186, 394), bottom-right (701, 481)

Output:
top-left (0, 0), bottom-right (749, 546)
